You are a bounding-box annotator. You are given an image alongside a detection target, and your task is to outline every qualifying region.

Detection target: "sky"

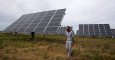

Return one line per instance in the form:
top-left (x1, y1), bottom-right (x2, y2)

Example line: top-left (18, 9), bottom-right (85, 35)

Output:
top-left (0, 0), bottom-right (115, 32)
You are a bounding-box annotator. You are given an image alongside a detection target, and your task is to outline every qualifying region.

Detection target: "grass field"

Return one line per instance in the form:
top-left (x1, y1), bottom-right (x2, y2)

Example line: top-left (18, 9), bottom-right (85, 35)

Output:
top-left (0, 33), bottom-right (115, 60)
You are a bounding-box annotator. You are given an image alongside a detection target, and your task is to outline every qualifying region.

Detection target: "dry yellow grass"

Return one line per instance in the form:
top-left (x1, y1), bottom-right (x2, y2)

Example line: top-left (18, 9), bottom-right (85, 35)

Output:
top-left (0, 33), bottom-right (115, 60)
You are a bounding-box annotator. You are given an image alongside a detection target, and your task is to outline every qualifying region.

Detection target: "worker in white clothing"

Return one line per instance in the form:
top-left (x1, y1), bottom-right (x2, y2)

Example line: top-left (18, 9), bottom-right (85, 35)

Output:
top-left (65, 26), bottom-right (74, 58)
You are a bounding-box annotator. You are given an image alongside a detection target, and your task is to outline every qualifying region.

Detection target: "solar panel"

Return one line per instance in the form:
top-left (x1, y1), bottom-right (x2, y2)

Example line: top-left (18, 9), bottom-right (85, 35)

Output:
top-left (78, 24), bottom-right (112, 37)
top-left (56, 26), bottom-right (73, 35)
top-left (79, 24), bottom-right (84, 36)
top-left (99, 24), bottom-right (106, 36)
top-left (111, 29), bottom-right (115, 38)
top-left (11, 14), bottom-right (32, 32)
top-left (17, 14), bottom-right (36, 32)
top-left (44, 9), bottom-right (66, 34)
top-left (76, 30), bottom-right (79, 36)
top-left (89, 24), bottom-right (94, 36)
top-left (104, 24), bottom-right (112, 36)
top-left (56, 27), bottom-right (66, 35)
top-left (84, 24), bottom-right (89, 36)
top-left (94, 24), bottom-right (100, 36)
top-left (3, 15), bottom-right (28, 32)
top-left (3, 9), bottom-right (66, 34)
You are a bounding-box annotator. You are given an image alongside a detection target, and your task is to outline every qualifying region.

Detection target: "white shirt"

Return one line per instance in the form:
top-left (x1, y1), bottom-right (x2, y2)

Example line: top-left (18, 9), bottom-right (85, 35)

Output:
top-left (66, 30), bottom-right (74, 41)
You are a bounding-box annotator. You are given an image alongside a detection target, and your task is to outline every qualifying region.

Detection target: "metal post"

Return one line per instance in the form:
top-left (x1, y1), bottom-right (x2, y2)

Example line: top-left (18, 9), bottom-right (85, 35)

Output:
top-left (31, 32), bottom-right (35, 39)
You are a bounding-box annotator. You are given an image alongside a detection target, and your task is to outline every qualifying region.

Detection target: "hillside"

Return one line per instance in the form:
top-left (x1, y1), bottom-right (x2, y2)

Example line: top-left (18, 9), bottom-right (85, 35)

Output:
top-left (0, 33), bottom-right (115, 60)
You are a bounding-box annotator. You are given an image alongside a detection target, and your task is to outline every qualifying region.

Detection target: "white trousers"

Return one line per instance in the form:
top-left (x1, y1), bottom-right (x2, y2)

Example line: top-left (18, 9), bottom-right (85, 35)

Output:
top-left (65, 40), bottom-right (73, 57)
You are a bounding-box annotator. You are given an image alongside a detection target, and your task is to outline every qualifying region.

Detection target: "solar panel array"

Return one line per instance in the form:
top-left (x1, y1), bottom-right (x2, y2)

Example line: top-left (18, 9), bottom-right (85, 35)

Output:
top-left (76, 30), bottom-right (79, 36)
top-left (111, 29), bottom-right (115, 38)
top-left (3, 9), bottom-right (66, 34)
top-left (56, 27), bottom-right (66, 35)
top-left (78, 24), bottom-right (112, 37)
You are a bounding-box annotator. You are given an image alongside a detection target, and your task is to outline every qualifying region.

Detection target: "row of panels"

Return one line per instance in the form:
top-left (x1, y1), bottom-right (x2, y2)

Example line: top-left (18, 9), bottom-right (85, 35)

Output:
top-left (77, 24), bottom-right (112, 37)
top-left (4, 9), bottom-right (66, 34)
